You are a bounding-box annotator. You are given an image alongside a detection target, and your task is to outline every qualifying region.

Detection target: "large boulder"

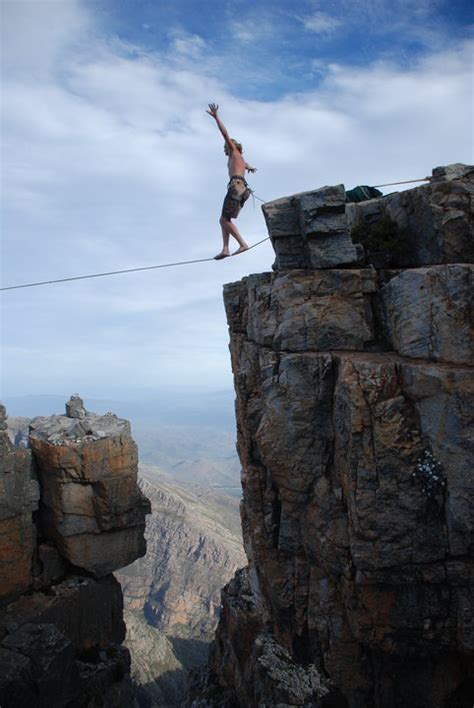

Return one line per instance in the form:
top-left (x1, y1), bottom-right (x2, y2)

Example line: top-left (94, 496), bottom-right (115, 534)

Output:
top-left (224, 269), bottom-right (377, 352)
top-left (29, 397), bottom-right (151, 577)
top-left (380, 264), bottom-right (474, 364)
top-left (262, 184), bottom-right (359, 269)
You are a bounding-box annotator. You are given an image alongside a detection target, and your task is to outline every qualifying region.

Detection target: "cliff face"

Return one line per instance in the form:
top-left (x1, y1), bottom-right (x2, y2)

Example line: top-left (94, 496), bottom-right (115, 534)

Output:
top-left (201, 165), bottom-right (474, 707)
top-left (0, 397), bottom-right (151, 708)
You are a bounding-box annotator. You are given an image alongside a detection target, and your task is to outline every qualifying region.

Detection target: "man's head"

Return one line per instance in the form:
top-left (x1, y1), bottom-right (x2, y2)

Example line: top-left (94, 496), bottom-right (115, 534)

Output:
top-left (231, 139), bottom-right (243, 153)
top-left (224, 139), bottom-right (243, 156)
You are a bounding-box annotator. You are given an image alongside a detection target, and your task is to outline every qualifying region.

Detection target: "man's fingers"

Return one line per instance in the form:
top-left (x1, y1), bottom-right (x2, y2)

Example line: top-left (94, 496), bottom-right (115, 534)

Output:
top-left (206, 102), bottom-right (219, 118)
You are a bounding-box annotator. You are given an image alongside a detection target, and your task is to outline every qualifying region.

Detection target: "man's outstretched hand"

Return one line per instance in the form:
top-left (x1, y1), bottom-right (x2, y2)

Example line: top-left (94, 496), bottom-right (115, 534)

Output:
top-left (206, 103), bottom-right (219, 118)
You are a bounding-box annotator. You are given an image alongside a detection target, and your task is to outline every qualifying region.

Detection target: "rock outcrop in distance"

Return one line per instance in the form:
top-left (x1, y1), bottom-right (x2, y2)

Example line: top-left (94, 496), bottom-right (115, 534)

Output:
top-left (0, 396), bottom-right (151, 707)
top-left (194, 164), bottom-right (474, 707)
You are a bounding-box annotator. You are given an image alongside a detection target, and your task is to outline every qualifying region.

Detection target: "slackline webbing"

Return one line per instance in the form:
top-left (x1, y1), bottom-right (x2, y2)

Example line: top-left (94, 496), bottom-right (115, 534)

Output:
top-left (0, 237), bottom-right (270, 292)
top-left (0, 175), bottom-right (432, 293)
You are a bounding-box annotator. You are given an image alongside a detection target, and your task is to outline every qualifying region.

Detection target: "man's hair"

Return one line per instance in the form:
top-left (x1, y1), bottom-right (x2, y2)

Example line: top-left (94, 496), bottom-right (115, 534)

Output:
top-left (231, 139), bottom-right (243, 153)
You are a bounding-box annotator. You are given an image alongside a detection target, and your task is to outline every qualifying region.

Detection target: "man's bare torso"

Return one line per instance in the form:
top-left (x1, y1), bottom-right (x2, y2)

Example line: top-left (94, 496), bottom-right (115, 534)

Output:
top-left (227, 149), bottom-right (246, 178)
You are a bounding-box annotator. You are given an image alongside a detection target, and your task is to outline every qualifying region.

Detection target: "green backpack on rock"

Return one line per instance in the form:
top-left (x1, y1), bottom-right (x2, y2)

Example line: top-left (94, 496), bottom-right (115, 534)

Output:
top-left (345, 185), bottom-right (383, 203)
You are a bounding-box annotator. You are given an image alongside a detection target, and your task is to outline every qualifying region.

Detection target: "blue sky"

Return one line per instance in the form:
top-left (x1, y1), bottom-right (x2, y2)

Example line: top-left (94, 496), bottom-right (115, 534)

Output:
top-left (1, 0), bottom-right (473, 403)
top-left (91, 0), bottom-right (473, 99)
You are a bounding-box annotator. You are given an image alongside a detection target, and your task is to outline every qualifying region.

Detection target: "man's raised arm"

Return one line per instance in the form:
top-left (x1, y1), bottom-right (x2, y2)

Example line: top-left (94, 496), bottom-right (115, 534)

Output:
top-left (206, 103), bottom-right (234, 151)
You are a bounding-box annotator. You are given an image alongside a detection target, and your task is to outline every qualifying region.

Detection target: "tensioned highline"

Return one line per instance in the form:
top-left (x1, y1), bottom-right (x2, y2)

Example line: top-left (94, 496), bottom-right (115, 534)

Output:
top-left (0, 236), bottom-right (270, 292)
top-left (1, 176), bottom-right (430, 292)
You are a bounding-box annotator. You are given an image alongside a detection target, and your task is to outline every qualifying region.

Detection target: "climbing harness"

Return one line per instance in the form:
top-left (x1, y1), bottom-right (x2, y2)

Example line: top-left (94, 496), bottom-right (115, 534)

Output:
top-left (0, 237), bottom-right (270, 292)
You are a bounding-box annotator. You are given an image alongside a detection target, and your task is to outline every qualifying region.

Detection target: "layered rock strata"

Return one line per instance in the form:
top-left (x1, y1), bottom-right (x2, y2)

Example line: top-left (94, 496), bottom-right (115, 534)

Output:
top-left (29, 405), bottom-right (149, 576)
top-left (201, 165), bottom-right (474, 707)
top-left (0, 397), bottom-right (151, 708)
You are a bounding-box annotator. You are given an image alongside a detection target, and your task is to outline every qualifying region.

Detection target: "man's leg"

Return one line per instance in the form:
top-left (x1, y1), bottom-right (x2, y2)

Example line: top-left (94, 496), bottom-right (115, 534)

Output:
top-left (220, 216), bottom-right (249, 254)
top-left (215, 220), bottom-right (231, 260)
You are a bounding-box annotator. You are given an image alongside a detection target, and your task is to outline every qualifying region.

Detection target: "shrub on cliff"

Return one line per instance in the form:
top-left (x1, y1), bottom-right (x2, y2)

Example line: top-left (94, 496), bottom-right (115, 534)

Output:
top-left (352, 213), bottom-right (409, 265)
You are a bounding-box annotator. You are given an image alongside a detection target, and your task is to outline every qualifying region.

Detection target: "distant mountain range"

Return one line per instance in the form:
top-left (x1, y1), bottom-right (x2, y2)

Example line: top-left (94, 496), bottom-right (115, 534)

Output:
top-left (3, 391), bottom-right (242, 493)
top-left (2, 389), bottom-right (237, 428)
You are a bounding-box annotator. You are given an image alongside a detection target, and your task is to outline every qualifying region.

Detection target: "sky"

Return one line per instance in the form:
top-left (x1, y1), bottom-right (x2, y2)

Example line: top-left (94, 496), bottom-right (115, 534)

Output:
top-left (1, 0), bottom-right (473, 404)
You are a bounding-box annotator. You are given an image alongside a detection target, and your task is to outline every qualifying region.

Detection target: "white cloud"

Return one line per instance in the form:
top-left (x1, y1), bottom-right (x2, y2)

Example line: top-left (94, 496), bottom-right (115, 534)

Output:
top-left (311, 58), bottom-right (329, 74)
top-left (1, 0), bottom-right (473, 398)
top-left (304, 11), bottom-right (341, 34)
top-left (301, 0), bottom-right (455, 52)
top-left (228, 18), bottom-right (279, 44)
top-left (1, 0), bottom-right (93, 78)
top-left (170, 30), bottom-right (207, 58)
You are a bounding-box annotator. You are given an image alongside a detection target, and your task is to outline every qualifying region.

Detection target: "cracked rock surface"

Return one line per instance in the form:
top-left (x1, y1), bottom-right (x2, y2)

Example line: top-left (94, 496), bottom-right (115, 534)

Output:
top-left (28, 397), bottom-right (151, 577)
top-left (196, 166), bottom-right (474, 708)
top-left (0, 398), bottom-right (150, 707)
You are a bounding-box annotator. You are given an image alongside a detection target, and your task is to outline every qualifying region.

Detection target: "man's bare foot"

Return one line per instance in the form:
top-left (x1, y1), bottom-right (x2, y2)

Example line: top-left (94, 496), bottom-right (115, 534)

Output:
top-left (232, 244), bottom-right (249, 256)
top-left (214, 251), bottom-right (230, 260)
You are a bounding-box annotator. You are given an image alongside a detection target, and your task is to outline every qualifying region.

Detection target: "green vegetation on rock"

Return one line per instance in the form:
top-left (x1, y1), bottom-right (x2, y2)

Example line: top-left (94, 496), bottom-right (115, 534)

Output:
top-left (351, 213), bottom-right (407, 256)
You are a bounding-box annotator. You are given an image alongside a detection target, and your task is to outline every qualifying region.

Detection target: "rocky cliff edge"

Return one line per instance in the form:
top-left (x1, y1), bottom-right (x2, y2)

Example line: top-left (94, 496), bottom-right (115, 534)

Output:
top-left (0, 396), bottom-right (151, 707)
top-left (196, 164), bottom-right (474, 707)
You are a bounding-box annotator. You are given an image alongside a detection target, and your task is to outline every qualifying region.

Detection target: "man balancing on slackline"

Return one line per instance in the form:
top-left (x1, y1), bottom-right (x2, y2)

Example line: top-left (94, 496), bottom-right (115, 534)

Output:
top-left (206, 103), bottom-right (257, 260)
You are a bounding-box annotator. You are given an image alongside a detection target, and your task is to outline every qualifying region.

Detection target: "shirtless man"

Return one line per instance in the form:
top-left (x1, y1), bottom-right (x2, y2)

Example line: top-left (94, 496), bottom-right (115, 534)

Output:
top-left (206, 103), bottom-right (256, 260)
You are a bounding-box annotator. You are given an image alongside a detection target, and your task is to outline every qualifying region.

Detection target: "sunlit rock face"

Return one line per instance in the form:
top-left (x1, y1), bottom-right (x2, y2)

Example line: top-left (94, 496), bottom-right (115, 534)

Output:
top-left (262, 184), bottom-right (359, 269)
top-left (198, 165), bottom-right (474, 708)
top-left (0, 397), bottom-right (151, 708)
top-left (29, 402), bottom-right (150, 577)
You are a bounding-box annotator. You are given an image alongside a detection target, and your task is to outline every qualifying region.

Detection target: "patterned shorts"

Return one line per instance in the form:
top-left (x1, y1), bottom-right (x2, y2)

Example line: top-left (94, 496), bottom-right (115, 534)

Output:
top-left (221, 176), bottom-right (251, 219)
